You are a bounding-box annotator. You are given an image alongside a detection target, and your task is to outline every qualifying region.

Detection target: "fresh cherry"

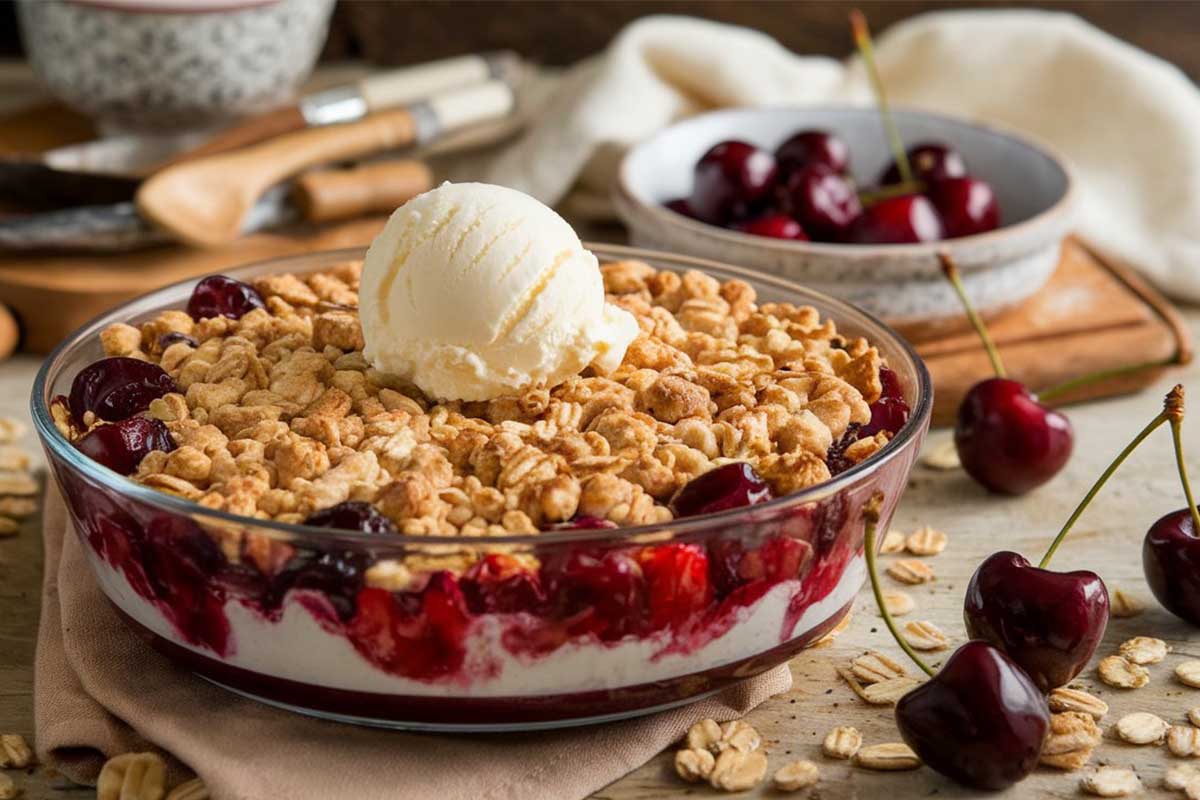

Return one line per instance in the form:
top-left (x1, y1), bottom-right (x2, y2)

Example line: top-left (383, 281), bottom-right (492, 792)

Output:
top-left (775, 129), bottom-right (850, 175)
top-left (928, 176), bottom-right (999, 238)
top-left (940, 254), bottom-right (1072, 494)
top-left (669, 462), bottom-right (774, 518)
top-left (305, 501), bottom-right (398, 536)
top-left (880, 142), bottom-right (966, 185)
top-left (964, 551), bottom-right (1108, 691)
top-left (69, 357), bottom-right (178, 425)
top-left (664, 198), bottom-right (696, 219)
top-left (860, 489), bottom-right (1048, 791)
top-left (1143, 386), bottom-right (1200, 625)
top-left (689, 140), bottom-right (777, 224)
top-left (779, 164), bottom-right (861, 241)
top-left (849, 194), bottom-right (943, 244)
top-left (76, 416), bottom-right (176, 475)
top-left (895, 641), bottom-right (1049, 790)
top-left (956, 378), bottom-right (1073, 495)
top-left (734, 213), bottom-right (809, 240)
top-left (186, 275), bottom-right (266, 321)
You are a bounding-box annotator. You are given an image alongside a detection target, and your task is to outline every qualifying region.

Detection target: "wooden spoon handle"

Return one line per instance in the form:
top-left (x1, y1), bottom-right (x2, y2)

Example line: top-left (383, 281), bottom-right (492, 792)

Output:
top-left (293, 160), bottom-right (433, 223)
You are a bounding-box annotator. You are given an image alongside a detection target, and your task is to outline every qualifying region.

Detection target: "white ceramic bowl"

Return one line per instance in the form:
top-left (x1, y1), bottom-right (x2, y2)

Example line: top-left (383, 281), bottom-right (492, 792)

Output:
top-left (17, 0), bottom-right (334, 133)
top-left (614, 107), bottom-right (1074, 335)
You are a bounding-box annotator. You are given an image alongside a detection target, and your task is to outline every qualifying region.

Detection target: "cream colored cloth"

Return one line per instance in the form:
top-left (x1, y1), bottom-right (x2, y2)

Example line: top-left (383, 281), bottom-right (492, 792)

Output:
top-left (34, 488), bottom-right (792, 799)
top-left (482, 11), bottom-right (1200, 302)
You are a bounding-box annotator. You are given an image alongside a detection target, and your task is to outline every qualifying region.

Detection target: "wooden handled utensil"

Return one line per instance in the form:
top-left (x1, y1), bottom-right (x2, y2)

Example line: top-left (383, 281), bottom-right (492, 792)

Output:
top-left (136, 79), bottom-right (514, 247)
top-left (293, 160), bottom-right (433, 223)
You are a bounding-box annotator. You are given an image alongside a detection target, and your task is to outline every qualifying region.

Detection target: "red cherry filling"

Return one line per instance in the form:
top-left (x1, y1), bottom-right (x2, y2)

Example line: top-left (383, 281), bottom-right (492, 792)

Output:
top-left (77, 416), bottom-right (176, 475)
top-left (187, 275), bottom-right (266, 321)
top-left (305, 501), bottom-right (398, 536)
top-left (775, 129), bottom-right (850, 176)
top-left (734, 214), bottom-right (809, 240)
top-left (69, 356), bottom-right (178, 425)
top-left (859, 365), bottom-right (910, 438)
top-left (639, 543), bottom-right (712, 631)
top-left (460, 554), bottom-right (546, 615)
top-left (880, 141), bottom-right (966, 185)
top-left (689, 140), bottom-right (778, 224)
top-left (778, 163), bottom-right (861, 241)
top-left (542, 548), bottom-right (647, 640)
top-left (850, 194), bottom-right (944, 244)
top-left (670, 462), bottom-right (774, 518)
top-left (158, 331), bottom-right (199, 350)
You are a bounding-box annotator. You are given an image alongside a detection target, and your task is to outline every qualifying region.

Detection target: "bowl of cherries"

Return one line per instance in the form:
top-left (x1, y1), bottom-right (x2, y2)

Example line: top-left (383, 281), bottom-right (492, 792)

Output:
top-left (614, 107), bottom-right (1073, 335)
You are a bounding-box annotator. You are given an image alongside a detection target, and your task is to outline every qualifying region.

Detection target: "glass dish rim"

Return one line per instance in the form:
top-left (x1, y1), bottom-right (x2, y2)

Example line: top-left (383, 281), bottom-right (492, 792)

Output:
top-left (31, 242), bottom-right (934, 548)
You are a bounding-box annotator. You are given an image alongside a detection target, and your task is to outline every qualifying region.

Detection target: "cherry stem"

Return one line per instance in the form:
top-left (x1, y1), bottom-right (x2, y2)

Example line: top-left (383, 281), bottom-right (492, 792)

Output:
top-left (863, 492), bottom-right (936, 678)
top-left (1037, 387), bottom-right (1182, 568)
top-left (850, 10), bottom-right (913, 184)
top-left (1166, 386), bottom-right (1200, 536)
top-left (938, 251), bottom-right (1007, 378)
top-left (858, 180), bottom-right (926, 205)
top-left (1037, 346), bottom-right (1193, 404)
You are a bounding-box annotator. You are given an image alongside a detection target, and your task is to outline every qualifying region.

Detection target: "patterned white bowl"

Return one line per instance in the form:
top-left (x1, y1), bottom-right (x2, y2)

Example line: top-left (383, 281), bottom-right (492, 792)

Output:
top-left (17, 0), bottom-right (334, 133)
top-left (614, 107), bottom-right (1074, 334)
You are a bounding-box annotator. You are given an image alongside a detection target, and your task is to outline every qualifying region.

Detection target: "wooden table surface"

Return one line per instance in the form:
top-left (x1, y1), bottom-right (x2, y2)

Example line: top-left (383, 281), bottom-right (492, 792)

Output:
top-left (2, 312), bottom-right (1199, 800)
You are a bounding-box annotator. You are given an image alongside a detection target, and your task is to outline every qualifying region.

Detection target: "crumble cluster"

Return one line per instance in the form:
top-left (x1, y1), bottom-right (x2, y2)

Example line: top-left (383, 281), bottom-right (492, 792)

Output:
top-left (88, 260), bottom-right (890, 547)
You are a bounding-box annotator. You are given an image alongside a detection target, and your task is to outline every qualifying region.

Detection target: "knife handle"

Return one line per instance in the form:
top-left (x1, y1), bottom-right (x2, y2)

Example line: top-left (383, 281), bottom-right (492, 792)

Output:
top-left (294, 160), bottom-right (433, 223)
top-left (358, 52), bottom-right (513, 111)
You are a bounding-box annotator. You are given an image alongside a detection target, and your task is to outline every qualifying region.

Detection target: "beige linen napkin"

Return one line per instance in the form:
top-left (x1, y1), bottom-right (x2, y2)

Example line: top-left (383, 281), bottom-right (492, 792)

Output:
top-left (34, 487), bottom-right (792, 800)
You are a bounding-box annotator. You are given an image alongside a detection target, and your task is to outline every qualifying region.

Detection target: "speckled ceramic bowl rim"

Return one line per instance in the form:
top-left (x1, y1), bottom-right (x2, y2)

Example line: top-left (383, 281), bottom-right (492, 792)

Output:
top-left (616, 105), bottom-right (1076, 260)
top-left (31, 244), bottom-right (932, 549)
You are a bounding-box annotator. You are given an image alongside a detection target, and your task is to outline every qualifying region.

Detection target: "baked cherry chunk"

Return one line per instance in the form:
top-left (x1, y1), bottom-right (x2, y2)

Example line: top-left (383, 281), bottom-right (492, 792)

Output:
top-left (306, 501), bottom-right (399, 536)
top-left (69, 357), bottom-right (178, 425)
top-left (670, 462), bottom-right (774, 518)
top-left (460, 554), bottom-right (546, 615)
top-left (76, 416), bottom-right (176, 475)
top-left (187, 275), bottom-right (266, 321)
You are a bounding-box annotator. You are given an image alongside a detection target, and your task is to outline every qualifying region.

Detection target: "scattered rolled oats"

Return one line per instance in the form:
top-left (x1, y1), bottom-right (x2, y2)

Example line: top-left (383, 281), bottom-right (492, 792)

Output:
top-left (165, 778), bottom-right (209, 800)
top-left (1039, 747), bottom-right (1095, 771)
top-left (675, 748), bottom-right (716, 783)
top-left (0, 773), bottom-right (14, 800)
top-left (1169, 725), bottom-right (1200, 757)
top-left (686, 718), bottom-right (725, 754)
top-left (97, 752), bottom-right (166, 800)
top-left (1080, 766), bottom-right (1141, 797)
top-left (0, 472), bottom-right (36, 497)
top-left (719, 720), bottom-right (761, 753)
top-left (880, 529), bottom-right (906, 554)
top-left (860, 676), bottom-right (922, 705)
top-left (902, 620), bottom-right (949, 651)
top-left (1118, 635), bottom-right (1170, 665)
top-left (1189, 707), bottom-right (1200, 727)
top-left (1114, 712), bottom-right (1169, 744)
top-left (0, 418), bottom-right (26, 443)
top-left (821, 726), bottom-right (862, 760)
top-left (709, 749), bottom-right (768, 792)
top-left (0, 447), bottom-right (29, 472)
top-left (849, 651), bottom-right (907, 684)
top-left (1177, 660), bottom-right (1200, 688)
top-left (1109, 589), bottom-right (1143, 618)
top-left (0, 498), bottom-right (36, 519)
top-left (1042, 712), bottom-right (1102, 756)
top-left (853, 743), bottom-right (921, 771)
top-left (904, 526), bottom-right (947, 556)
top-left (1048, 687), bottom-right (1108, 720)
top-left (0, 518), bottom-right (16, 538)
top-left (0, 735), bottom-right (32, 768)
top-left (886, 559), bottom-right (934, 585)
top-left (880, 591), bottom-right (914, 616)
top-left (921, 439), bottom-right (960, 470)
top-left (1098, 656), bottom-right (1150, 689)
top-left (773, 759), bottom-right (820, 792)
top-left (1167, 764), bottom-right (1200, 790)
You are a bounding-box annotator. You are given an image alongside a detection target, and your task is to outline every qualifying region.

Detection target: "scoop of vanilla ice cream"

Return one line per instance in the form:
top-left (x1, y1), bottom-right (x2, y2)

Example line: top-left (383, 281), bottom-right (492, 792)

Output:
top-left (359, 182), bottom-right (639, 402)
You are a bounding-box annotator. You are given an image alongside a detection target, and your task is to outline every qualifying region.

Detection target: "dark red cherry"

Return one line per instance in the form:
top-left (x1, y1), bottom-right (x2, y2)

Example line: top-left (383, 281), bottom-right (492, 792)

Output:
top-left (187, 275), bottom-right (266, 321)
top-left (963, 551), bottom-right (1108, 691)
top-left (779, 164), bottom-right (861, 241)
top-left (955, 378), bottom-right (1073, 495)
top-left (158, 331), bottom-right (199, 350)
top-left (548, 515), bottom-right (618, 531)
top-left (850, 194), bottom-right (944, 244)
top-left (824, 424), bottom-right (863, 476)
top-left (690, 140), bottom-right (778, 224)
top-left (639, 543), bottom-right (712, 630)
top-left (69, 357), bottom-right (178, 425)
top-left (348, 572), bottom-right (471, 679)
top-left (880, 141), bottom-right (966, 185)
top-left (305, 501), bottom-right (398, 536)
top-left (859, 365), bottom-right (910, 437)
top-left (735, 213), bottom-right (809, 240)
top-left (77, 416), bottom-right (176, 475)
top-left (775, 130), bottom-right (849, 175)
top-left (895, 641), bottom-right (1049, 790)
top-left (1143, 508), bottom-right (1200, 625)
top-left (460, 553), bottom-right (546, 615)
top-left (271, 547), bottom-right (370, 621)
top-left (928, 176), bottom-right (1000, 238)
top-left (670, 462), bottom-right (774, 518)
top-left (664, 198), bottom-right (697, 219)
top-left (543, 548), bottom-right (646, 639)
